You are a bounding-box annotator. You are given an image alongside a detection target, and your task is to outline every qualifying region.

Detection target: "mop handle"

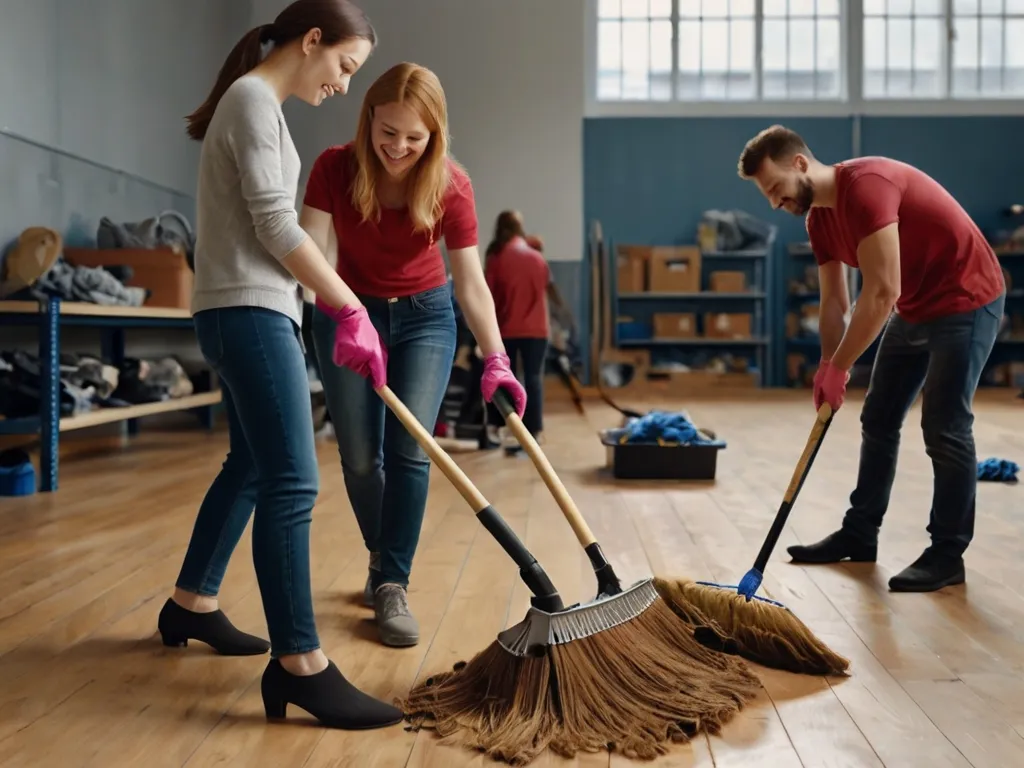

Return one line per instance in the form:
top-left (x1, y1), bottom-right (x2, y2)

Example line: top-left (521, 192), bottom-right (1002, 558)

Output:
top-left (491, 389), bottom-right (596, 547)
top-left (751, 403), bottom-right (834, 573)
top-left (492, 388), bottom-right (624, 596)
top-left (376, 385), bottom-right (563, 609)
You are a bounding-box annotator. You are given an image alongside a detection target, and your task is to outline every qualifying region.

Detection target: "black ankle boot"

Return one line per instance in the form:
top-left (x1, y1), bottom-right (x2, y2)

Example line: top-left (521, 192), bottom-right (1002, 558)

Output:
top-left (261, 658), bottom-right (404, 729)
top-left (888, 550), bottom-right (965, 592)
top-left (157, 598), bottom-right (270, 656)
top-left (787, 530), bottom-right (877, 564)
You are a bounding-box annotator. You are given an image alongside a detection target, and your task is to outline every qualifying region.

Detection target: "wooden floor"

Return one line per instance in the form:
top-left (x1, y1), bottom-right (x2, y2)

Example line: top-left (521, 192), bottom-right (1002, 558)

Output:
top-left (2, 388), bottom-right (1023, 768)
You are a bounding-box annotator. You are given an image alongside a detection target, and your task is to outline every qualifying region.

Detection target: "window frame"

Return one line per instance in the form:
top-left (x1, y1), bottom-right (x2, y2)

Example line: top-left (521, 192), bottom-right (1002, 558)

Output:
top-left (584, 0), bottom-right (1024, 118)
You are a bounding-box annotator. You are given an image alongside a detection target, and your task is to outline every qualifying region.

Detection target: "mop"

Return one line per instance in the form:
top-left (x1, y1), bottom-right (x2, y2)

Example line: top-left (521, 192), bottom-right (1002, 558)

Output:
top-left (376, 385), bottom-right (760, 765)
top-left (492, 389), bottom-right (849, 678)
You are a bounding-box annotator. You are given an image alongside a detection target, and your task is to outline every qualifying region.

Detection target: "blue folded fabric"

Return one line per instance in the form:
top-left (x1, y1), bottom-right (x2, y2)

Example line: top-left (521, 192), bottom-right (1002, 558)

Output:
top-left (606, 410), bottom-right (725, 448)
top-left (977, 457), bottom-right (1019, 482)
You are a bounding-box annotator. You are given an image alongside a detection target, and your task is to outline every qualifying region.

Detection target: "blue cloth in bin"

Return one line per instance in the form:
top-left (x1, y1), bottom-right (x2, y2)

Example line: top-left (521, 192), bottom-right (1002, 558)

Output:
top-left (604, 410), bottom-right (726, 448)
top-left (0, 448), bottom-right (36, 496)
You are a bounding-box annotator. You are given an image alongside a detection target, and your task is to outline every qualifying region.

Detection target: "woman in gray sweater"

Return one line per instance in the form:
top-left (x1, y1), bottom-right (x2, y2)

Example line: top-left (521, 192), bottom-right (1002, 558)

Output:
top-left (155, 0), bottom-right (401, 731)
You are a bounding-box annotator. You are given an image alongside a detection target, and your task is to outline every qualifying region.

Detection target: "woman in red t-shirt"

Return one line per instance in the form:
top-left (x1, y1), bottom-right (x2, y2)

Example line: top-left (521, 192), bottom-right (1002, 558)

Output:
top-left (484, 211), bottom-right (552, 442)
top-left (299, 62), bottom-right (525, 649)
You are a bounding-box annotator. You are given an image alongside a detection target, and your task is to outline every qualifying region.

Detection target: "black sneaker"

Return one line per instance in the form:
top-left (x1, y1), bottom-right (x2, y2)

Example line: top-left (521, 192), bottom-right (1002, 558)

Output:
top-left (787, 529), bottom-right (878, 564)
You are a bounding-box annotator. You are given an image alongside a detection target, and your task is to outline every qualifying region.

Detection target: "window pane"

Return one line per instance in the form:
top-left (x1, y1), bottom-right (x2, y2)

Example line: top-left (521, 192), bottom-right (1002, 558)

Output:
top-left (732, 0), bottom-right (756, 15)
top-left (954, 0), bottom-right (979, 12)
top-left (622, 20), bottom-right (650, 98)
top-left (790, 0), bottom-right (816, 14)
top-left (980, 0), bottom-right (1003, 13)
top-left (679, 21), bottom-right (702, 73)
top-left (789, 20), bottom-right (815, 72)
top-left (863, 0), bottom-right (886, 13)
top-left (863, 17), bottom-right (887, 97)
top-left (702, 20), bottom-right (729, 72)
top-left (817, 19), bottom-right (841, 97)
top-left (887, 18), bottom-right (912, 97)
top-left (598, 0), bottom-right (621, 19)
top-left (817, 0), bottom-right (841, 14)
top-left (1006, 20), bottom-right (1024, 95)
top-left (621, 0), bottom-right (649, 19)
top-left (679, 0), bottom-right (701, 18)
top-left (953, 17), bottom-right (980, 96)
top-left (889, 0), bottom-right (913, 14)
top-left (763, 0), bottom-right (788, 16)
top-left (731, 18), bottom-right (755, 71)
top-left (651, 19), bottom-right (673, 74)
top-left (650, 0), bottom-right (672, 16)
top-left (915, 0), bottom-right (943, 13)
top-left (763, 20), bottom-right (789, 97)
top-left (913, 18), bottom-right (942, 97)
top-left (1008, 0), bottom-right (1024, 12)
top-left (703, 0), bottom-right (728, 17)
top-left (981, 17), bottom-right (1004, 95)
top-left (598, 20), bottom-right (622, 71)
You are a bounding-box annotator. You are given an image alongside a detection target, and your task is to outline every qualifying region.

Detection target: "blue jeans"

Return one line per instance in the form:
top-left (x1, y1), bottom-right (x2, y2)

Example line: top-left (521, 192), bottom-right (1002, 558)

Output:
top-left (176, 307), bottom-right (320, 657)
top-left (312, 285), bottom-right (457, 589)
top-left (841, 293), bottom-right (1005, 558)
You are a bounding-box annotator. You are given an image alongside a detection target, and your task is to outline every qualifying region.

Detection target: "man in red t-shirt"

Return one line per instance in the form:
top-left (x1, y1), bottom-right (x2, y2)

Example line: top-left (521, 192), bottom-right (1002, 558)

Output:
top-left (737, 125), bottom-right (1005, 593)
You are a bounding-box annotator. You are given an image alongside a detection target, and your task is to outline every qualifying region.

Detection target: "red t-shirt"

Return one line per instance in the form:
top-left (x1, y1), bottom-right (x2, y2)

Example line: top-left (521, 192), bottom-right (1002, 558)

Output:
top-left (806, 156), bottom-right (1004, 323)
top-left (303, 142), bottom-right (478, 297)
top-left (485, 235), bottom-right (551, 339)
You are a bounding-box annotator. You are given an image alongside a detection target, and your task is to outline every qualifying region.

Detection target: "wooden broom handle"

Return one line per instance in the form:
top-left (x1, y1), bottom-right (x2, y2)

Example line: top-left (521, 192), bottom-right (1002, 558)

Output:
top-left (783, 402), bottom-right (833, 503)
top-left (376, 385), bottom-right (489, 512)
top-left (492, 390), bottom-right (598, 548)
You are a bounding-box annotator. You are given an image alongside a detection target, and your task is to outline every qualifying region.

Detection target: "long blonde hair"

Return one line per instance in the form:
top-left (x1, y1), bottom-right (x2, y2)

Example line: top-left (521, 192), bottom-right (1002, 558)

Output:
top-left (351, 62), bottom-right (456, 234)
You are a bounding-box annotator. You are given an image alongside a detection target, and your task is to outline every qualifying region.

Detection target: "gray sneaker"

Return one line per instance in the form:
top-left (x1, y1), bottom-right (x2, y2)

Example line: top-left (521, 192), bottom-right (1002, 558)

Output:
top-left (363, 552), bottom-right (380, 608)
top-left (374, 583), bottom-right (419, 647)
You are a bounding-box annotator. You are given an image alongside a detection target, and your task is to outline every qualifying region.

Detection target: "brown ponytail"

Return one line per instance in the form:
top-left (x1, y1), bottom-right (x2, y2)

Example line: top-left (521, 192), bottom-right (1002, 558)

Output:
top-left (185, 0), bottom-right (376, 142)
top-left (185, 24), bottom-right (271, 141)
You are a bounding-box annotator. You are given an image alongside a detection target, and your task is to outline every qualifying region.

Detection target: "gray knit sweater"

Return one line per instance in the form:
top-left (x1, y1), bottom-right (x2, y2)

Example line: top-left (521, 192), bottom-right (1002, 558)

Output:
top-left (191, 74), bottom-right (308, 326)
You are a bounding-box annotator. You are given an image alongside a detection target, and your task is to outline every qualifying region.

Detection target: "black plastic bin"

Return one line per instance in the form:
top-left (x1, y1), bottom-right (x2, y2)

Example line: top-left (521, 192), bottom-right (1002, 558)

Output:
top-left (599, 429), bottom-right (725, 480)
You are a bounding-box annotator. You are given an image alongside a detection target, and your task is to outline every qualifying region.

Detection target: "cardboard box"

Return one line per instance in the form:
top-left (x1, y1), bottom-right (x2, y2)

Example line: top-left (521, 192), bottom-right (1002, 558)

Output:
top-left (64, 247), bottom-right (192, 309)
top-left (653, 312), bottom-right (697, 339)
top-left (704, 312), bottom-right (752, 339)
top-left (709, 270), bottom-right (746, 293)
top-left (649, 247), bottom-right (701, 293)
top-left (616, 246), bottom-right (648, 293)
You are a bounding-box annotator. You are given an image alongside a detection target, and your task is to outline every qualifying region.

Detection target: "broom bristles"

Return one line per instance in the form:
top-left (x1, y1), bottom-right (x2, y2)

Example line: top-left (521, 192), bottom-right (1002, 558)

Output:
top-left (653, 577), bottom-right (850, 677)
top-left (399, 596), bottom-right (761, 765)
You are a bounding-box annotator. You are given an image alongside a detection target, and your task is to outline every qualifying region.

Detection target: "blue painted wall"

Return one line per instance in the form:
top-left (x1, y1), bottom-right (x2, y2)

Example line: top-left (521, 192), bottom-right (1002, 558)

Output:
top-left (577, 114), bottom-right (1024, 385)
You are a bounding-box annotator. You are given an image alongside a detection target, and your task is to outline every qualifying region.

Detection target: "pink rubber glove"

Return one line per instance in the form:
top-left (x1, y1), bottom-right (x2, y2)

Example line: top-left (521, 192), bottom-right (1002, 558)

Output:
top-left (812, 358), bottom-right (829, 410)
top-left (813, 359), bottom-right (849, 412)
top-left (316, 299), bottom-right (388, 390)
top-left (480, 352), bottom-right (527, 418)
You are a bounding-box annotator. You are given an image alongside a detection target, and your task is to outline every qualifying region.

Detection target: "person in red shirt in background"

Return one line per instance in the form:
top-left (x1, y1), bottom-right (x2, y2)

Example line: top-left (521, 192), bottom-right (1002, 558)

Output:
top-left (484, 211), bottom-right (552, 445)
top-left (299, 63), bottom-right (526, 648)
top-left (738, 125), bottom-right (1005, 594)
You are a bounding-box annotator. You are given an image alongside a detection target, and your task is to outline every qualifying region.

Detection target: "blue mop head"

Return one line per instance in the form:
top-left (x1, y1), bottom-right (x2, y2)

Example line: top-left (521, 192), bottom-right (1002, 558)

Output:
top-left (977, 457), bottom-right (1019, 482)
top-left (611, 410), bottom-right (725, 447)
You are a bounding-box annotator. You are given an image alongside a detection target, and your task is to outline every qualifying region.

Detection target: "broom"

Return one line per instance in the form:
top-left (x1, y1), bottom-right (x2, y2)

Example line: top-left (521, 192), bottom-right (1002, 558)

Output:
top-left (491, 389), bottom-right (849, 678)
top-left (375, 385), bottom-right (761, 765)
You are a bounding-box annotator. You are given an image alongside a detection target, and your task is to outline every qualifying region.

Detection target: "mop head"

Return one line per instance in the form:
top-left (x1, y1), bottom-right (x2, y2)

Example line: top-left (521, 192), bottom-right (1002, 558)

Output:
top-left (400, 579), bottom-right (760, 765)
top-left (653, 577), bottom-right (850, 677)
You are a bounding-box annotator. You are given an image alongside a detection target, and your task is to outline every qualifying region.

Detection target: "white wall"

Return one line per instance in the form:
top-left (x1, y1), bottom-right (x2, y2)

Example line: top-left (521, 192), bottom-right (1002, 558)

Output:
top-left (251, 0), bottom-right (586, 263)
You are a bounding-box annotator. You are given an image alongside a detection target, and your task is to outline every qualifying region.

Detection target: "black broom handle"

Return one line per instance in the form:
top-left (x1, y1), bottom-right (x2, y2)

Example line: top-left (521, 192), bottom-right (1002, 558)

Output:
top-left (377, 385), bottom-right (564, 612)
top-left (751, 403), bottom-right (834, 573)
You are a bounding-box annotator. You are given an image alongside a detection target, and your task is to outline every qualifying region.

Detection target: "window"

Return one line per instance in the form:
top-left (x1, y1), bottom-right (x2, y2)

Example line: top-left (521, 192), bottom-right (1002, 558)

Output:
top-left (597, 0), bottom-right (844, 103)
top-left (592, 0), bottom-right (1024, 109)
top-left (864, 0), bottom-right (1024, 100)
top-left (951, 0), bottom-right (1024, 98)
top-left (597, 0), bottom-right (674, 100)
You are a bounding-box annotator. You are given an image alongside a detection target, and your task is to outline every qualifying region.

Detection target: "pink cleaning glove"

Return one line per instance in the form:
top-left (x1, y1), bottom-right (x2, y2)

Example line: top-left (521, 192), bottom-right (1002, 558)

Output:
top-left (316, 299), bottom-right (388, 390)
top-left (812, 358), bottom-right (829, 410)
top-left (813, 359), bottom-right (849, 412)
top-left (480, 352), bottom-right (527, 418)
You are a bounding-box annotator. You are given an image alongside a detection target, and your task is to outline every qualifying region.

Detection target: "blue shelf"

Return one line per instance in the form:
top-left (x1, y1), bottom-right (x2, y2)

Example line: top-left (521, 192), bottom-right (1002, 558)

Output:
top-left (0, 298), bottom-right (220, 492)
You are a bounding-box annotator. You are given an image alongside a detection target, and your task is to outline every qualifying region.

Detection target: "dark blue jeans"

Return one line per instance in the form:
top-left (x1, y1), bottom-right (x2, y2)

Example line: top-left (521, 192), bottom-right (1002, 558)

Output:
top-left (311, 284), bottom-right (457, 589)
top-left (176, 307), bottom-right (320, 657)
top-left (841, 293), bottom-right (1005, 559)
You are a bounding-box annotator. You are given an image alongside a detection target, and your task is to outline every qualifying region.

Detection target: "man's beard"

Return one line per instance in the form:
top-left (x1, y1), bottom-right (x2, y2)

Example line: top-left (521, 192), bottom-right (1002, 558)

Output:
top-left (788, 178), bottom-right (815, 216)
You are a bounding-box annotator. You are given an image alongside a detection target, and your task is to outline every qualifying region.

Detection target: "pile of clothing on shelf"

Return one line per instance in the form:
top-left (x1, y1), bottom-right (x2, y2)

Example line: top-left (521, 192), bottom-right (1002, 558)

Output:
top-left (0, 225), bottom-right (147, 306)
top-left (0, 350), bottom-right (195, 420)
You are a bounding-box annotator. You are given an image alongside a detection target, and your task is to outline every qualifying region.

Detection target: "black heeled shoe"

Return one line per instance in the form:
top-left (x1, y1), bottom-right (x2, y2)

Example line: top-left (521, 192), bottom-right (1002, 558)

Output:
top-left (261, 658), bottom-right (404, 730)
top-left (157, 598), bottom-right (270, 656)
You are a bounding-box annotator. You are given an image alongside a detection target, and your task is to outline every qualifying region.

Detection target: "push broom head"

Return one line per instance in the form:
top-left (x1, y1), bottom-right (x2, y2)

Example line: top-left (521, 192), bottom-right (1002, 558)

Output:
top-left (401, 578), bottom-right (762, 765)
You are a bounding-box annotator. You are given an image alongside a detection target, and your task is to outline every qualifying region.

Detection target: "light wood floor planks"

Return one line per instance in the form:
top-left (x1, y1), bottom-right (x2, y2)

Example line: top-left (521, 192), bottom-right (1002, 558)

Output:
top-left (1, 388), bottom-right (1022, 767)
